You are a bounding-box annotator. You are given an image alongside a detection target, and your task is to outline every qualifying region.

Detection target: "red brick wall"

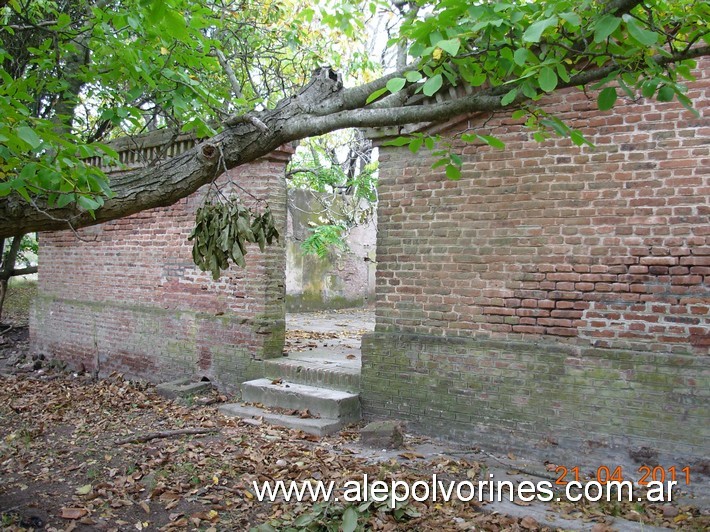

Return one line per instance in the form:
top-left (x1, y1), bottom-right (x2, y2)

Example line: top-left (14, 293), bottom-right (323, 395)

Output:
top-left (374, 61), bottom-right (709, 355)
top-left (31, 150), bottom-right (290, 390)
top-left (363, 59), bottom-right (709, 460)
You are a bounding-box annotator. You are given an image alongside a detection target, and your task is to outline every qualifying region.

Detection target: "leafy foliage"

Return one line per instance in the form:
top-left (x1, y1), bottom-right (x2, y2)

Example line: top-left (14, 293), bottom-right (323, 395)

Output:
top-left (0, 0), bottom-right (378, 216)
top-left (252, 492), bottom-right (421, 531)
top-left (300, 223), bottom-right (349, 259)
top-left (288, 131), bottom-right (377, 258)
top-left (390, 0), bottom-right (705, 108)
top-left (376, 0), bottom-right (707, 172)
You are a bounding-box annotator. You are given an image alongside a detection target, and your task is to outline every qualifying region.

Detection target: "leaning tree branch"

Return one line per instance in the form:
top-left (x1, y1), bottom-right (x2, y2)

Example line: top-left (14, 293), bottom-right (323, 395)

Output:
top-left (0, 44), bottom-right (707, 238)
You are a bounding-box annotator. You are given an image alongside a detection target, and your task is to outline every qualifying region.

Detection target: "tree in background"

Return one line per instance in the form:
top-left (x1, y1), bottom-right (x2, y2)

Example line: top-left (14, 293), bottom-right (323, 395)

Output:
top-left (287, 130), bottom-right (377, 258)
top-left (0, 0), bottom-right (707, 273)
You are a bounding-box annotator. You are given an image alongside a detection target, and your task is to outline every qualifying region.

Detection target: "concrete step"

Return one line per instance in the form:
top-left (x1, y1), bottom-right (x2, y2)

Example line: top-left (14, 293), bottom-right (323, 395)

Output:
top-left (218, 403), bottom-right (347, 437)
top-left (263, 357), bottom-right (360, 393)
top-left (240, 378), bottom-right (361, 422)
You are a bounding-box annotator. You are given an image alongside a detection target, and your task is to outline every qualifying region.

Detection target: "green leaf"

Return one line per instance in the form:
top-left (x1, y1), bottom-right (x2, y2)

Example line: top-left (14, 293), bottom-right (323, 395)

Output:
top-left (341, 507), bottom-right (359, 532)
top-left (570, 130), bottom-right (592, 146)
top-left (162, 9), bottom-right (188, 40)
top-left (366, 87), bottom-right (388, 104)
top-left (445, 164), bottom-right (461, 180)
top-left (501, 88), bottom-right (517, 106)
top-left (147, 0), bottom-right (167, 24)
top-left (16, 126), bottom-right (42, 149)
top-left (522, 16), bottom-right (558, 43)
top-left (386, 77), bottom-right (406, 94)
top-left (657, 85), bottom-right (675, 102)
top-left (479, 135), bottom-right (505, 149)
top-left (623, 15), bottom-right (658, 46)
top-left (55, 193), bottom-right (76, 208)
top-left (383, 136), bottom-right (412, 147)
top-left (641, 78), bottom-right (660, 98)
top-left (538, 66), bottom-right (557, 92)
top-left (675, 63), bottom-right (696, 81)
top-left (593, 14), bottom-right (621, 43)
top-left (675, 92), bottom-right (699, 116)
top-left (0, 181), bottom-right (12, 197)
top-left (560, 12), bottom-right (581, 27)
top-left (77, 195), bottom-right (102, 211)
top-left (597, 86), bottom-right (617, 111)
top-left (436, 38), bottom-right (460, 56)
top-left (404, 70), bottom-right (422, 82)
top-left (513, 48), bottom-right (528, 66)
top-left (18, 162), bottom-right (37, 181)
top-left (422, 74), bottom-right (443, 97)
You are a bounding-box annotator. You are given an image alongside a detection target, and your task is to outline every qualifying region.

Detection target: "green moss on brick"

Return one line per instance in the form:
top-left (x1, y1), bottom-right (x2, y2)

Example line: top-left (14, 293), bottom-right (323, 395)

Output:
top-left (362, 332), bottom-right (710, 460)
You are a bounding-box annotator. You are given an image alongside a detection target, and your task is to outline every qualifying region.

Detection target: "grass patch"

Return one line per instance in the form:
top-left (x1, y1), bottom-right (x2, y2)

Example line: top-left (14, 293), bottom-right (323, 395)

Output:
top-left (2, 277), bottom-right (38, 325)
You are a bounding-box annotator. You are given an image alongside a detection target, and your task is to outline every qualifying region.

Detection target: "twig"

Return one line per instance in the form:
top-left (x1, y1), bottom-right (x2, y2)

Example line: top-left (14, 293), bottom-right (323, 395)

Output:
top-left (0, 325), bottom-right (12, 336)
top-left (115, 427), bottom-right (219, 445)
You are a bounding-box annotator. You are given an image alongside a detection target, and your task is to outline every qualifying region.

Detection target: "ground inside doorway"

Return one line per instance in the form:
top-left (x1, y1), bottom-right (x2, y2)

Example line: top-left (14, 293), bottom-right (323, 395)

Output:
top-left (285, 307), bottom-right (375, 365)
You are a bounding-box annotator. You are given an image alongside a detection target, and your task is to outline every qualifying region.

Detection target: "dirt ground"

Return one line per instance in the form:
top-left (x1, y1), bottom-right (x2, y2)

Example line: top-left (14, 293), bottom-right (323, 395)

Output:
top-left (1, 325), bottom-right (709, 532)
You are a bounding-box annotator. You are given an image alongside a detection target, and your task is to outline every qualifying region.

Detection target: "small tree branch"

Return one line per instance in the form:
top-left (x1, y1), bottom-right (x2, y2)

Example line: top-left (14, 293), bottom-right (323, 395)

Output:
top-left (8, 266), bottom-right (38, 278)
top-left (115, 427), bottom-right (219, 445)
top-left (3, 20), bottom-right (58, 31)
top-left (213, 48), bottom-right (244, 99)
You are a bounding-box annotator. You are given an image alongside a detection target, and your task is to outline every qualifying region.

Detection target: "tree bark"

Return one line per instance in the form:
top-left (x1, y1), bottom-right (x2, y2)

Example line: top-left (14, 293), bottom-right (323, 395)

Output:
top-left (0, 45), bottom-right (707, 238)
top-left (0, 278), bottom-right (8, 322)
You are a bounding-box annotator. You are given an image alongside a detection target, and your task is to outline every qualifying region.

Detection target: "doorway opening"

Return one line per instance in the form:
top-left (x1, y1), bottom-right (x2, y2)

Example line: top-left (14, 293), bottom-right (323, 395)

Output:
top-left (277, 133), bottom-right (378, 391)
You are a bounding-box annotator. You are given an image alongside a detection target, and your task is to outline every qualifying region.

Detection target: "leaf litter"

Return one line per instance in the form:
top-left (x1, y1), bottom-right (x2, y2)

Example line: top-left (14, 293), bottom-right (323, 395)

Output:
top-left (0, 365), bottom-right (708, 530)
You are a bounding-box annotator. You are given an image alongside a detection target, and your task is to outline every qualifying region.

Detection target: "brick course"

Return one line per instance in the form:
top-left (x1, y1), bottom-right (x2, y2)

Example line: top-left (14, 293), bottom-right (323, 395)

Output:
top-left (363, 58), bottom-right (709, 461)
top-left (31, 146), bottom-right (290, 391)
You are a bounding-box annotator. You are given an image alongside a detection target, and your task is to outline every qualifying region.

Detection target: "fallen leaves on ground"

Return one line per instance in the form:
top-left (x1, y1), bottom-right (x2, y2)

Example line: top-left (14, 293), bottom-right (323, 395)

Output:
top-left (285, 328), bottom-right (368, 353)
top-left (1, 366), bottom-right (708, 531)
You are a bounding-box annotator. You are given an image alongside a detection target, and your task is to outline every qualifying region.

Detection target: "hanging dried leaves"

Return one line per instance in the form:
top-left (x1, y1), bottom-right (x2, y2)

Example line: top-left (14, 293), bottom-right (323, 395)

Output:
top-left (188, 200), bottom-right (278, 280)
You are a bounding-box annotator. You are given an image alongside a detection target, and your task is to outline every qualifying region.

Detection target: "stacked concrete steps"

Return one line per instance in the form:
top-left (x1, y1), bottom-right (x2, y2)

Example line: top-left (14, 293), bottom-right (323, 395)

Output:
top-left (263, 356), bottom-right (360, 393)
top-left (219, 378), bottom-right (361, 436)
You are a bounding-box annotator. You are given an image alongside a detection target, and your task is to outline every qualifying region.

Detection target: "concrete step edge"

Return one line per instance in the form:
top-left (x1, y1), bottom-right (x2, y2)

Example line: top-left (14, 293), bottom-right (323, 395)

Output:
top-left (218, 403), bottom-right (348, 436)
top-left (263, 359), bottom-right (360, 393)
top-left (241, 378), bottom-right (361, 422)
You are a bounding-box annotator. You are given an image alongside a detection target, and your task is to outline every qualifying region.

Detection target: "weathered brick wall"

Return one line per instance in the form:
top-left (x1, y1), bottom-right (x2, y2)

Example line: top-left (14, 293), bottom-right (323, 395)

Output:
top-left (286, 189), bottom-right (376, 311)
top-left (363, 59), bottom-right (709, 461)
top-left (31, 147), bottom-right (290, 391)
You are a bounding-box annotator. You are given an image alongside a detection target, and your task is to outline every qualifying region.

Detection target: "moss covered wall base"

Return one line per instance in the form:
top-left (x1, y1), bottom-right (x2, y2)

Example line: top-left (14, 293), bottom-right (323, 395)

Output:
top-left (361, 332), bottom-right (709, 464)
